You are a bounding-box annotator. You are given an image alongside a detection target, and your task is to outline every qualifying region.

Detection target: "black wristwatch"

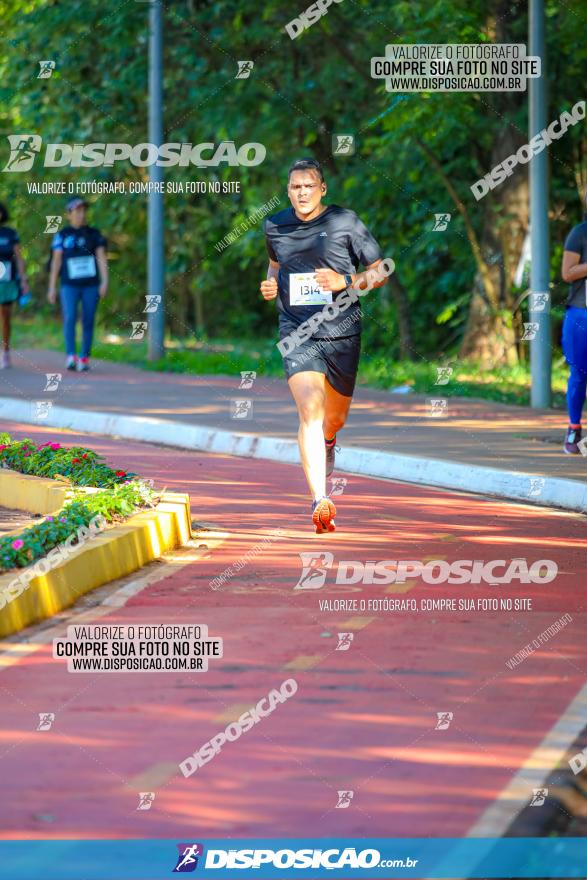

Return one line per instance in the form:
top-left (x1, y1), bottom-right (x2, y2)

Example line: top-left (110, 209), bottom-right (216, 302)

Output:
top-left (344, 273), bottom-right (354, 288)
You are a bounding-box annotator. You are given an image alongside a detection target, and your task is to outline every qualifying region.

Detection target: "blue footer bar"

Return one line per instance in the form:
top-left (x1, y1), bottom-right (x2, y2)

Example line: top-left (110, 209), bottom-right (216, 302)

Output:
top-left (0, 837), bottom-right (585, 879)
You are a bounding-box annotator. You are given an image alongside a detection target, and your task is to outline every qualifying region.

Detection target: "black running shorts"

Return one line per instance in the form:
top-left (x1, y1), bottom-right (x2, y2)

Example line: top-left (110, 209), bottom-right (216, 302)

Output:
top-left (280, 331), bottom-right (361, 398)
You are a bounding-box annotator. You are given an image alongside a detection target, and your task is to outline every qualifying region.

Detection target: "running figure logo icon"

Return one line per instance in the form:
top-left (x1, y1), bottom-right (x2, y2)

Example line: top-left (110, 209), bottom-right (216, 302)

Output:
top-left (330, 476), bottom-right (347, 497)
top-left (173, 843), bottom-right (204, 872)
top-left (435, 711), bottom-right (453, 730)
top-left (332, 134), bottom-right (355, 155)
top-left (144, 295), bottom-right (162, 313)
top-left (432, 213), bottom-right (451, 231)
top-left (336, 632), bottom-right (354, 651)
top-left (294, 551), bottom-right (334, 590)
top-left (37, 713), bottom-right (55, 731)
top-left (528, 477), bottom-right (545, 497)
top-left (435, 366), bottom-right (453, 385)
top-left (529, 788), bottom-right (548, 806)
top-left (530, 292), bottom-right (549, 311)
top-left (136, 792), bottom-right (155, 811)
top-left (37, 60), bottom-right (56, 78)
top-left (3, 134), bottom-right (42, 172)
top-left (33, 400), bottom-right (53, 421)
top-left (130, 322), bottom-right (148, 340)
top-left (336, 790), bottom-right (354, 809)
top-left (236, 61), bottom-right (254, 79)
top-left (427, 398), bottom-right (448, 417)
top-left (239, 370), bottom-right (256, 389)
top-left (231, 399), bottom-right (253, 419)
top-left (522, 322), bottom-right (539, 341)
top-left (44, 373), bottom-right (62, 392)
top-left (45, 216), bottom-right (62, 233)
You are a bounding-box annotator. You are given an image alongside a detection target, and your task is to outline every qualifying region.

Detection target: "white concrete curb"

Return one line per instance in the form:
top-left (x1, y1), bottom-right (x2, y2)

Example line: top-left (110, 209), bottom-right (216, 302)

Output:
top-left (2, 397), bottom-right (586, 514)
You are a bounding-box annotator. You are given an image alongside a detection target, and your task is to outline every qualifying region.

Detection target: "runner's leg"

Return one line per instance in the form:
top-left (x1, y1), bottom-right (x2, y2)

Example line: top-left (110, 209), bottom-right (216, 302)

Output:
top-left (288, 370), bottom-right (328, 500)
top-left (323, 379), bottom-right (352, 440)
top-left (80, 285), bottom-right (100, 359)
top-left (1, 303), bottom-right (11, 351)
top-left (60, 285), bottom-right (80, 358)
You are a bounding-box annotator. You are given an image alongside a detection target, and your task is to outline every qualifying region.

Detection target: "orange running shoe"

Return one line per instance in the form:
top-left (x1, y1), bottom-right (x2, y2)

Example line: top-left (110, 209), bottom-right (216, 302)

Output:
top-left (311, 496), bottom-right (336, 534)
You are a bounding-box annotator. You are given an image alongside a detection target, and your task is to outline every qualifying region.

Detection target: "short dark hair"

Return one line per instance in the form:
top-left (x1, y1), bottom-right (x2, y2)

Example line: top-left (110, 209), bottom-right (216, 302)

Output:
top-left (0, 202), bottom-right (8, 225)
top-left (288, 157), bottom-right (325, 183)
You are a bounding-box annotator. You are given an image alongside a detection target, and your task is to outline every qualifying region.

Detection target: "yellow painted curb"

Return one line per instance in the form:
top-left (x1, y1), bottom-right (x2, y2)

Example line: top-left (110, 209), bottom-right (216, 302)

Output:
top-left (0, 491), bottom-right (192, 639)
top-left (0, 468), bottom-right (70, 515)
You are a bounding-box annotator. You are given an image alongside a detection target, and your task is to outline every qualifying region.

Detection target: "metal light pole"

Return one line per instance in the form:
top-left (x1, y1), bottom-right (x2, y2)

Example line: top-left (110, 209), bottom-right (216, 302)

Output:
top-left (147, 0), bottom-right (165, 360)
top-left (529, 0), bottom-right (551, 408)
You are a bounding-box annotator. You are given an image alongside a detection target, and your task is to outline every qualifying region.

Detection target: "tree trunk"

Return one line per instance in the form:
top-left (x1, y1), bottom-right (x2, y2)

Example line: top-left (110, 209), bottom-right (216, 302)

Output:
top-left (459, 124), bottom-right (529, 367)
top-left (459, 0), bottom-right (529, 366)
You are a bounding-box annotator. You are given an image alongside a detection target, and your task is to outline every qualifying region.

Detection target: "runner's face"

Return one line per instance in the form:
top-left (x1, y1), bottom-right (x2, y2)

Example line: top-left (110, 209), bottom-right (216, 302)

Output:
top-left (288, 170), bottom-right (324, 217)
top-left (68, 205), bottom-right (86, 227)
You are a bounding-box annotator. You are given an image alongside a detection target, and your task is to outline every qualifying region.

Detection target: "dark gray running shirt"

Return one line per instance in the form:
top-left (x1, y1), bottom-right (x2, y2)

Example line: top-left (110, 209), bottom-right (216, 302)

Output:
top-left (564, 221), bottom-right (587, 309)
top-left (264, 204), bottom-right (383, 338)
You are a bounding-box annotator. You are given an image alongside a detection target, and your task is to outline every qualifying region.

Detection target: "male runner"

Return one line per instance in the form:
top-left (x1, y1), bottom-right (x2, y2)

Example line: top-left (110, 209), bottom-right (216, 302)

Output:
top-left (260, 158), bottom-right (388, 533)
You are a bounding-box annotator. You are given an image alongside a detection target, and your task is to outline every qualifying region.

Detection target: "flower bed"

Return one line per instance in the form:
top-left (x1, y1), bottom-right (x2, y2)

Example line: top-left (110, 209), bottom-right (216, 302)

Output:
top-left (0, 433), bottom-right (156, 572)
top-left (0, 433), bottom-right (133, 488)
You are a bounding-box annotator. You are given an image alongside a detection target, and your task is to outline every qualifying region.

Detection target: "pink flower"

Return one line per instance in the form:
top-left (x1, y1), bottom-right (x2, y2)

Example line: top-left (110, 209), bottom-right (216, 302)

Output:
top-left (0, 444), bottom-right (7, 451)
top-left (46, 516), bottom-right (54, 522)
top-left (50, 443), bottom-right (61, 451)
top-left (11, 539), bottom-right (24, 550)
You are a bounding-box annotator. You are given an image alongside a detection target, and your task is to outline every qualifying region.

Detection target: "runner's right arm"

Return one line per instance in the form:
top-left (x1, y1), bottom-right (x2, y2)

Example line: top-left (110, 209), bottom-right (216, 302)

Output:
top-left (260, 259), bottom-right (279, 300)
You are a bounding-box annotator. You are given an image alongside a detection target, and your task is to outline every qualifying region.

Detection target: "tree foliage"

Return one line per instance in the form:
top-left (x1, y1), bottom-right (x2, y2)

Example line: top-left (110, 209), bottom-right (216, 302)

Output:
top-left (0, 0), bottom-right (585, 364)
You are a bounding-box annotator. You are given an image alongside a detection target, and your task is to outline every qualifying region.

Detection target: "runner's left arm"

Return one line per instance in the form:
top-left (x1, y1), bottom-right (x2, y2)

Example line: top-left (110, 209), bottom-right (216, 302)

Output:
top-left (316, 212), bottom-right (389, 292)
top-left (315, 260), bottom-right (389, 293)
top-left (96, 246), bottom-right (108, 298)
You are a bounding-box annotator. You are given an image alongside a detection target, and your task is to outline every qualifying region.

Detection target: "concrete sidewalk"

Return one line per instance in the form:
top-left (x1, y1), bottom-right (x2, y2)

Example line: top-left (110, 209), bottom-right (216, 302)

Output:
top-left (1, 349), bottom-right (585, 512)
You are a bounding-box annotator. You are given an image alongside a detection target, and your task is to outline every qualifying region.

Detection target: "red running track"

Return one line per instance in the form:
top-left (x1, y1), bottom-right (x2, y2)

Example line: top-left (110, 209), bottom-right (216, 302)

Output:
top-left (0, 420), bottom-right (586, 840)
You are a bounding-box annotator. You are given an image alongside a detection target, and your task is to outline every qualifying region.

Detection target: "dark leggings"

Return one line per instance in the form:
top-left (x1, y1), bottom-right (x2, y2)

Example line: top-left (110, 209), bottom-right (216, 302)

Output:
top-left (567, 364), bottom-right (587, 425)
top-left (562, 307), bottom-right (587, 424)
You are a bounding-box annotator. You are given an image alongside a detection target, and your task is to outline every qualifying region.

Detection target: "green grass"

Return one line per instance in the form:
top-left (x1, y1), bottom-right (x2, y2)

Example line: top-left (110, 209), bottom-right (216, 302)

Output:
top-left (13, 312), bottom-right (567, 409)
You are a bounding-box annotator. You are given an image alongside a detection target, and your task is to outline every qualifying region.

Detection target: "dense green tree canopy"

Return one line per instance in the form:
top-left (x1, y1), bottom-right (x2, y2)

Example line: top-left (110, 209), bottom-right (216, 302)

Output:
top-left (0, 0), bottom-right (585, 364)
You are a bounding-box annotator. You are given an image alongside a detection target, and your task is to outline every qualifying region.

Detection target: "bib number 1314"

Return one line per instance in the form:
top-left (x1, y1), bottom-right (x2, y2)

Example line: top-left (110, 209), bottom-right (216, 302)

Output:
top-left (289, 272), bottom-right (332, 306)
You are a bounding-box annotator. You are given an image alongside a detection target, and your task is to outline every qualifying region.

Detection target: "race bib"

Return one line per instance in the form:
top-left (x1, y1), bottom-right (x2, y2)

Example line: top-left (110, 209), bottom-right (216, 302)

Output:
top-left (0, 260), bottom-right (12, 282)
top-left (67, 255), bottom-right (96, 280)
top-left (289, 272), bottom-right (332, 306)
